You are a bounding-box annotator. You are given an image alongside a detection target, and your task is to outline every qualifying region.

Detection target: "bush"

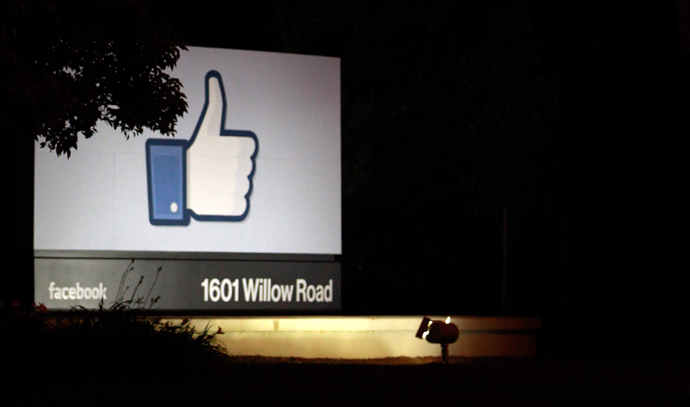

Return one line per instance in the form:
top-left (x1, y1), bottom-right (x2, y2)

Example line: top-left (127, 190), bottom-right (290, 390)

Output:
top-left (1, 264), bottom-right (229, 406)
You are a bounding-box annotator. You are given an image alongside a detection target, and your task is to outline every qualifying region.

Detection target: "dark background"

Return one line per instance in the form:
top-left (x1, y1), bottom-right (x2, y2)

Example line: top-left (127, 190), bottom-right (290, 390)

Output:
top-left (4, 0), bottom-right (690, 355)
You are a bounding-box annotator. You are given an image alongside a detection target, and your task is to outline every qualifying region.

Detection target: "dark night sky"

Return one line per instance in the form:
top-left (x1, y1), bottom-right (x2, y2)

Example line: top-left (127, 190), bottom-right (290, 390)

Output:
top-left (4, 0), bottom-right (689, 351)
top-left (162, 1), bottom-right (690, 348)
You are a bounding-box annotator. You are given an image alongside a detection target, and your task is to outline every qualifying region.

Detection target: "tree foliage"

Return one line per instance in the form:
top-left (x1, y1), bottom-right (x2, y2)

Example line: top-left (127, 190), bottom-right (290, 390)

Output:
top-left (0, 0), bottom-right (187, 157)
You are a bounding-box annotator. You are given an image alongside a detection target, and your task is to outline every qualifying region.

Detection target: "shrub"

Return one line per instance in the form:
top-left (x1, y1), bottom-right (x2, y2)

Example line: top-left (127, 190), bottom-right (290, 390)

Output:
top-left (2, 263), bottom-right (229, 406)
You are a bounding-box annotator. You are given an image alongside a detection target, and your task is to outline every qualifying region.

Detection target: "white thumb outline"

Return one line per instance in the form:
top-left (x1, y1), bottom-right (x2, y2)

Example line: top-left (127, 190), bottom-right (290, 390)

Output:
top-left (186, 70), bottom-right (258, 221)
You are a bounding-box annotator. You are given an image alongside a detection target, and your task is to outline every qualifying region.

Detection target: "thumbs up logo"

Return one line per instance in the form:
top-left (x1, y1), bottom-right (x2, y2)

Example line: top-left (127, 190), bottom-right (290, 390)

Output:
top-left (146, 71), bottom-right (258, 226)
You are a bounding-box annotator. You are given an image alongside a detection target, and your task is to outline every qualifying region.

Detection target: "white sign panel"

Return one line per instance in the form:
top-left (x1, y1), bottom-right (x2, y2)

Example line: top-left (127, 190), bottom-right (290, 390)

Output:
top-left (34, 47), bottom-right (341, 254)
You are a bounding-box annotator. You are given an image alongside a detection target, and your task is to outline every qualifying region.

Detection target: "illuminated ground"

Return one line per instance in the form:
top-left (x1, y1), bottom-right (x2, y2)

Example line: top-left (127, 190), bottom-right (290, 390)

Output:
top-left (2, 309), bottom-right (687, 406)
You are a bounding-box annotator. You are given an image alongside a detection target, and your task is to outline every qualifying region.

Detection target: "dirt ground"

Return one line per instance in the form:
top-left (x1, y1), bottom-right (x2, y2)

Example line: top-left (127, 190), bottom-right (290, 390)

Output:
top-left (224, 355), bottom-right (458, 364)
top-left (5, 309), bottom-right (689, 406)
top-left (216, 355), bottom-right (690, 406)
top-left (8, 352), bottom-right (690, 406)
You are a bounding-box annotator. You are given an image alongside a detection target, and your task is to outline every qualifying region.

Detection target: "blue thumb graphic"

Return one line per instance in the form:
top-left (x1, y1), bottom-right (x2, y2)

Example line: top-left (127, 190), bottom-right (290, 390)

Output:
top-left (146, 71), bottom-right (259, 226)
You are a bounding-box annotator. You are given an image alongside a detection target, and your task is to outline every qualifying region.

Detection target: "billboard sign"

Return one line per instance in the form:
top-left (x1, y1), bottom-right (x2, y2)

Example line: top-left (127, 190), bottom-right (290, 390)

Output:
top-left (35, 258), bottom-right (340, 311)
top-left (34, 47), bottom-right (341, 311)
top-left (35, 47), bottom-right (341, 255)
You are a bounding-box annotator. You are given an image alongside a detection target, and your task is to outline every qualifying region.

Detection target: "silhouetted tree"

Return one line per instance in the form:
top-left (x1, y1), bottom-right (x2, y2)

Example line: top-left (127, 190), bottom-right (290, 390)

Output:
top-left (0, 0), bottom-right (187, 157)
top-left (1, 0), bottom-right (186, 305)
